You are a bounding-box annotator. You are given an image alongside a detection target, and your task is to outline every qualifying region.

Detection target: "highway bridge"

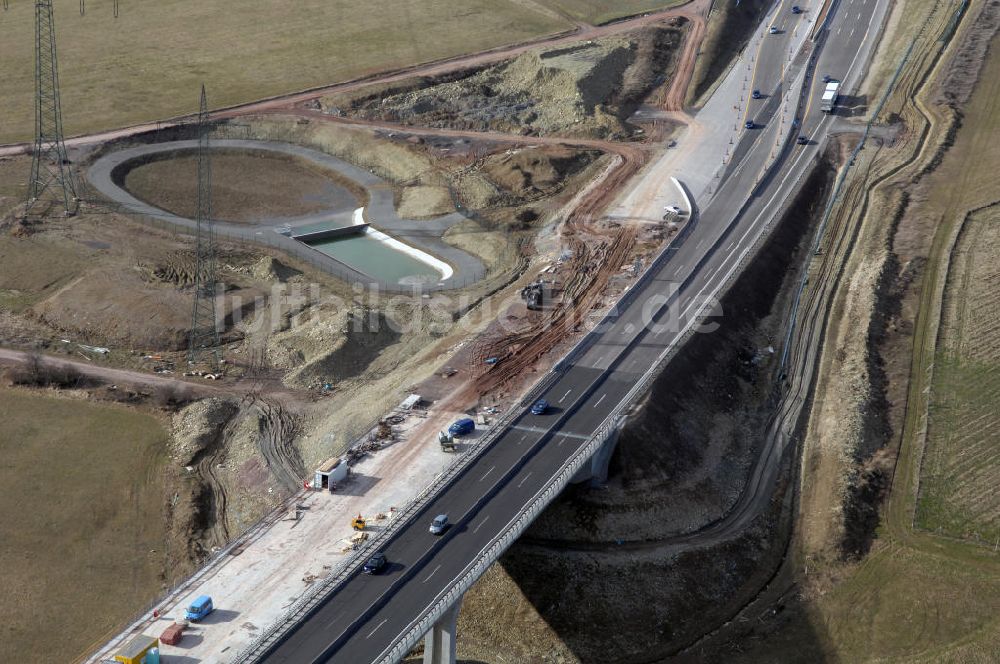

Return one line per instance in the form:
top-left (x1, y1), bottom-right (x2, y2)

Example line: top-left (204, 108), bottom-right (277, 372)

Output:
top-left (242, 0), bottom-right (889, 661)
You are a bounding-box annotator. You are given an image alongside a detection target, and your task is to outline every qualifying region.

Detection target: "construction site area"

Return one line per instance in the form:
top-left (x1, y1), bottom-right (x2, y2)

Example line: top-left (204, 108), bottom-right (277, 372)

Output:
top-left (3, 0), bottom-right (1000, 663)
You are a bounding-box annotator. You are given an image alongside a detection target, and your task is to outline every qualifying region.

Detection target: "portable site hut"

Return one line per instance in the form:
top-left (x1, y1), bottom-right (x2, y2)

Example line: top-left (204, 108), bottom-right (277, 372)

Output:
top-left (314, 456), bottom-right (349, 490)
top-left (114, 634), bottom-right (158, 664)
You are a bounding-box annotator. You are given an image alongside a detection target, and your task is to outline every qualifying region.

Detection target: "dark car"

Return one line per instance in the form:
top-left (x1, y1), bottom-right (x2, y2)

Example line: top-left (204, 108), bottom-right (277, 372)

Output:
top-left (745, 120), bottom-right (755, 129)
top-left (448, 417), bottom-right (475, 437)
top-left (530, 399), bottom-right (549, 415)
top-left (363, 552), bottom-right (387, 574)
top-left (791, 5), bottom-right (802, 14)
top-left (796, 135), bottom-right (809, 145)
top-left (752, 89), bottom-right (762, 99)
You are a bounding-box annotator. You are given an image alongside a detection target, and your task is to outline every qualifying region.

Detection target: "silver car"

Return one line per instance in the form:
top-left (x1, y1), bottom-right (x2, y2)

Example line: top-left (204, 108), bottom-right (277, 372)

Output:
top-left (429, 514), bottom-right (449, 535)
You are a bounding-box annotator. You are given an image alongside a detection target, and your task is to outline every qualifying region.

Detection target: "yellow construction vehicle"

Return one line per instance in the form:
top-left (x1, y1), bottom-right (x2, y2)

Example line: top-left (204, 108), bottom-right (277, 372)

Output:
top-left (351, 514), bottom-right (366, 531)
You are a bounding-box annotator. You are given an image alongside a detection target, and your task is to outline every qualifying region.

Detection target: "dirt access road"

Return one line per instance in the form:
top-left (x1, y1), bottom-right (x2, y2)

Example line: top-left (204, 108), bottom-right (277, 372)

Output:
top-left (0, 347), bottom-right (299, 402)
top-left (0, 0), bottom-right (708, 157)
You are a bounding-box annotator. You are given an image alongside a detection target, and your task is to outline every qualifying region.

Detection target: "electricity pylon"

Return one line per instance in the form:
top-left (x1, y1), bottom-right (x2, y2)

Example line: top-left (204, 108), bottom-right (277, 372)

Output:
top-left (187, 85), bottom-right (221, 368)
top-left (25, 0), bottom-right (78, 219)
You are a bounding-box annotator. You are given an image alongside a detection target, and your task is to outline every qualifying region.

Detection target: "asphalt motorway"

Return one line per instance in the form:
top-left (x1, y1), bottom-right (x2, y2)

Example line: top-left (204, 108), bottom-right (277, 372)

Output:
top-left (261, 0), bottom-right (885, 660)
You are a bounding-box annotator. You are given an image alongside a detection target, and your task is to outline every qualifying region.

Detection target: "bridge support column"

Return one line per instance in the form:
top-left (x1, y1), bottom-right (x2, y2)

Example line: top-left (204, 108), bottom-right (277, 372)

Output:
top-left (422, 594), bottom-right (463, 664)
top-left (571, 422), bottom-right (622, 486)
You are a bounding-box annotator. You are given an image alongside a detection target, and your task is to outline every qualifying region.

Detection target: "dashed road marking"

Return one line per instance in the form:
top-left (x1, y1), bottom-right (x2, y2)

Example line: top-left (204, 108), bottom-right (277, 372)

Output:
top-left (518, 472), bottom-right (533, 488)
top-left (558, 389), bottom-right (572, 403)
top-left (594, 393), bottom-right (607, 408)
top-left (367, 619), bottom-right (388, 639)
top-left (473, 515), bottom-right (490, 533)
top-left (479, 466), bottom-right (495, 482)
top-left (423, 564), bottom-right (441, 584)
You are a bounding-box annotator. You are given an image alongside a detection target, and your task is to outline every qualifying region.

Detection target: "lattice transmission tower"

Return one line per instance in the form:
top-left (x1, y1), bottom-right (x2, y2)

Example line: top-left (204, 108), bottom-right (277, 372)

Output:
top-left (25, 0), bottom-right (78, 219)
top-left (187, 85), bottom-right (221, 368)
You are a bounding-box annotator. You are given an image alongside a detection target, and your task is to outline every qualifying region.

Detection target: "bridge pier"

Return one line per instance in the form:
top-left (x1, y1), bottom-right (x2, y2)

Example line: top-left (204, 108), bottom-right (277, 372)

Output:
top-left (571, 422), bottom-right (622, 486)
top-left (422, 594), bottom-right (463, 664)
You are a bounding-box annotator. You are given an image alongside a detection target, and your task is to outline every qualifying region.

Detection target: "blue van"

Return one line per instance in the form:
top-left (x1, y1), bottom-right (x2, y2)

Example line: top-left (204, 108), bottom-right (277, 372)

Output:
top-left (184, 595), bottom-right (214, 622)
top-left (448, 418), bottom-right (475, 437)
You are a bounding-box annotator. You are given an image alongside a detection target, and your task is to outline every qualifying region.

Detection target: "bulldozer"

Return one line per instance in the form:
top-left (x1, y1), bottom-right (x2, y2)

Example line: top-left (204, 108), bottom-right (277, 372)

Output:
top-left (351, 514), bottom-right (366, 531)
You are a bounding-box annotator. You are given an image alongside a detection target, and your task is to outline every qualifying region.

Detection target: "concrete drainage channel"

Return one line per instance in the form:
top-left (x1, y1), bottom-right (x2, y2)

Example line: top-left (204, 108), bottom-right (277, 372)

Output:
top-left (86, 139), bottom-right (485, 291)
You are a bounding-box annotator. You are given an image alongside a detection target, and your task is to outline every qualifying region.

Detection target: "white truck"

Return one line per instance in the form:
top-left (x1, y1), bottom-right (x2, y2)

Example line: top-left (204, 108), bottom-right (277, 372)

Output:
top-left (820, 81), bottom-right (841, 113)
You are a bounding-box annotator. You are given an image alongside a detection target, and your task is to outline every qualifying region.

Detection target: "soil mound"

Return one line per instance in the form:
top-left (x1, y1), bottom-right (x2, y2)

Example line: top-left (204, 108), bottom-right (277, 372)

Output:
top-left (333, 25), bottom-right (685, 139)
top-left (171, 398), bottom-right (238, 466)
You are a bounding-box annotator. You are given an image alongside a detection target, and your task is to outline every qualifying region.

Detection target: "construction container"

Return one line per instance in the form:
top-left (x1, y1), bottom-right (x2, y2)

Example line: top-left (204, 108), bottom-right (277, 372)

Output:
top-left (314, 456), bottom-right (349, 490)
top-left (114, 634), bottom-right (158, 664)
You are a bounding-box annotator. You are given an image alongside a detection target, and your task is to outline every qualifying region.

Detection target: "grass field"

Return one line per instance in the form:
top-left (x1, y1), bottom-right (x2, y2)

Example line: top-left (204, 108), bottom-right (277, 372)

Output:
top-left (0, 231), bottom-right (90, 313)
top-left (917, 207), bottom-right (1000, 544)
top-left (0, 386), bottom-right (171, 663)
top-left (0, 0), bottom-right (571, 145)
top-left (542, 0), bottom-right (686, 24)
top-left (715, 5), bottom-right (1000, 662)
top-left (911, 21), bottom-right (1000, 545)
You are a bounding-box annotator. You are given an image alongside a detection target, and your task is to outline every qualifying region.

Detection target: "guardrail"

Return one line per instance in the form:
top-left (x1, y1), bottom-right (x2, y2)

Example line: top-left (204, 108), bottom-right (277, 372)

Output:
top-left (376, 214), bottom-right (730, 664)
top-left (235, 176), bottom-right (704, 661)
top-left (380, 32), bottom-right (830, 664)
top-left (780, 38), bottom-right (917, 370)
top-left (241, 9), bottom-right (832, 660)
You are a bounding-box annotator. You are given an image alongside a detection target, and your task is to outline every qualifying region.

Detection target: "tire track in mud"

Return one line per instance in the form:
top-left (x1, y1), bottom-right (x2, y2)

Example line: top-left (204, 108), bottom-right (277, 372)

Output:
top-left (250, 394), bottom-right (305, 495)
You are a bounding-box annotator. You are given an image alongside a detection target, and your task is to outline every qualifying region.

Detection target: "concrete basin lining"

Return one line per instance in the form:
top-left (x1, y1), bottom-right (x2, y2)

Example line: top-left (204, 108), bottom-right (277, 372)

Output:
top-left (86, 139), bottom-right (484, 290)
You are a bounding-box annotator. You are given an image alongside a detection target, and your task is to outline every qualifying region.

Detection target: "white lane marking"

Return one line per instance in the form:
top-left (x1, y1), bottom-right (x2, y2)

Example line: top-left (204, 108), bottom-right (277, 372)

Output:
top-left (557, 435), bottom-right (567, 447)
top-left (423, 564), bottom-right (441, 584)
top-left (518, 472), bottom-right (533, 488)
top-left (727, 242), bottom-right (735, 250)
top-left (479, 466), bottom-right (495, 482)
top-left (325, 610), bottom-right (346, 630)
top-left (473, 515), bottom-right (490, 533)
top-left (559, 389), bottom-right (572, 403)
top-left (675, 263), bottom-right (686, 275)
top-left (518, 434), bottom-right (527, 444)
top-left (593, 393), bottom-right (607, 408)
top-left (367, 619), bottom-right (388, 639)
top-left (696, 239), bottom-right (705, 249)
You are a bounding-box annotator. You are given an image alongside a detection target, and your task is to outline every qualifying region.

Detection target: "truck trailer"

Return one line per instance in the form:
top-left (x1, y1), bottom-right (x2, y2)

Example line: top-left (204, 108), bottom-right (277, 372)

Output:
top-left (820, 81), bottom-right (841, 113)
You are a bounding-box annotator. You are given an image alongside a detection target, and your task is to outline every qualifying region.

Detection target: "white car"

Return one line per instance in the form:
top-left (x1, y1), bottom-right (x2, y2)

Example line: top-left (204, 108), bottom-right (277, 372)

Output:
top-left (429, 514), bottom-right (449, 535)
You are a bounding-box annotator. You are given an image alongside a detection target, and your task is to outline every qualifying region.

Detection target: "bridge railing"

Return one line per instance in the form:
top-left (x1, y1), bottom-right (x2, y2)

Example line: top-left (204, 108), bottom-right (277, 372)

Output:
top-left (376, 233), bottom-right (726, 663)
top-left (240, 25), bottom-right (830, 658)
top-left (233, 178), bottom-right (702, 661)
top-left (379, 41), bottom-right (829, 663)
